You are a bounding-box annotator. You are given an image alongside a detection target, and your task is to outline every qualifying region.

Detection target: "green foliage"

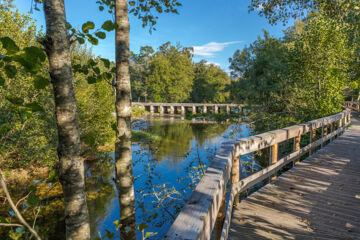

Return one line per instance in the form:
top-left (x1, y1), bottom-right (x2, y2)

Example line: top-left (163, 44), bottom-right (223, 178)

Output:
top-left (191, 60), bottom-right (231, 103)
top-left (144, 42), bottom-right (194, 102)
top-left (96, 0), bottom-right (182, 31)
top-left (229, 13), bottom-right (355, 121)
top-left (71, 44), bottom-right (116, 152)
top-left (0, 4), bottom-right (116, 170)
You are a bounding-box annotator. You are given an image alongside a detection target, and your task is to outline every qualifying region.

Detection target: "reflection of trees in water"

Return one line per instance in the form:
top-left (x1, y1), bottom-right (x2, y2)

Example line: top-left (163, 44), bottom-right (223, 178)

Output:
top-left (85, 155), bottom-right (116, 237)
top-left (133, 136), bottom-right (219, 237)
top-left (145, 122), bottom-right (229, 163)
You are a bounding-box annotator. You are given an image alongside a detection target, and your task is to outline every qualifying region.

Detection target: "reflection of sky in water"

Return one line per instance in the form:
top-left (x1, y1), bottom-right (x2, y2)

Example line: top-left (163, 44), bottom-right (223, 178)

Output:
top-left (89, 121), bottom-right (252, 239)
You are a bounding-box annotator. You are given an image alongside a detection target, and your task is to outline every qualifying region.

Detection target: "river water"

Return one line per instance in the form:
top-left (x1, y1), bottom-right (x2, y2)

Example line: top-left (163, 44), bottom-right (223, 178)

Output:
top-left (2, 117), bottom-right (260, 239)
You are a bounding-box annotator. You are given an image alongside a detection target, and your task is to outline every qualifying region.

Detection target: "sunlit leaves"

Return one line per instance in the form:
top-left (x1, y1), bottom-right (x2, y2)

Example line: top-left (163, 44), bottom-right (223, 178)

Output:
top-left (77, 37), bottom-right (85, 44)
top-left (96, 0), bottom-right (182, 31)
top-left (87, 34), bottom-right (99, 45)
top-left (101, 20), bottom-right (116, 31)
top-left (0, 37), bottom-right (19, 54)
top-left (82, 21), bottom-right (95, 33)
top-left (95, 31), bottom-right (106, 39)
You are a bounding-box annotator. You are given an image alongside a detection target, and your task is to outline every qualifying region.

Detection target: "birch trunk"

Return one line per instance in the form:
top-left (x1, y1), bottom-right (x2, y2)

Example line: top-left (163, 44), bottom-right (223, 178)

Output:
top-left (115, 0), bottom-right (137, 239)
top-left (43, 1), bottom-right (90, 239)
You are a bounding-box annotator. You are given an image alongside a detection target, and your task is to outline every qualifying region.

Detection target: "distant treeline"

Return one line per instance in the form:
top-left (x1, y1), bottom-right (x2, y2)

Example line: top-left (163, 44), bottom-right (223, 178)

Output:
top-left (130, 42), bottom-right (231, 103)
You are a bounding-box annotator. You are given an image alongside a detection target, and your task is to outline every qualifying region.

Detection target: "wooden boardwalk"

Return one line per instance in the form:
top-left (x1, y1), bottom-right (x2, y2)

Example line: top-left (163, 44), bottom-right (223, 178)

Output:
top-left (229, 114), bottom-right (360, 239)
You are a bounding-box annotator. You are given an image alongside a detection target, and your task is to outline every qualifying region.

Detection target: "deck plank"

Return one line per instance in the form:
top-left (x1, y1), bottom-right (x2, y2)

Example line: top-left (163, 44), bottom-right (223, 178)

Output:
top-left (229, 113), bottom-right (360, 240)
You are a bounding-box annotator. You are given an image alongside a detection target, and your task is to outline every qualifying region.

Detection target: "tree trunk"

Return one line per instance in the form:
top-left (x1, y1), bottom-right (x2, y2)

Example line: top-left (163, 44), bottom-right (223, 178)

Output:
top-left (43, 1), bottom-right (90, 239)
top-left (115, 0), bottom-right (137, 239)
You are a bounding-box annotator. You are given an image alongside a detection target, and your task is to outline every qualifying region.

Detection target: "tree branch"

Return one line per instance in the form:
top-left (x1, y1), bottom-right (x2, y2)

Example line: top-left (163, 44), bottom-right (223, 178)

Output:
top-left (0, 173), bottom-right (42, 240)
top-left (0, 223), bottom-right (23, 227)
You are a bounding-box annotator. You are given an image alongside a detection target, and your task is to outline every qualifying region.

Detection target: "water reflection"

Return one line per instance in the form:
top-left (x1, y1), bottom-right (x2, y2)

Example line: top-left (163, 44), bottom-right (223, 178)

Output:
top-left (1, 119), bottom-right (252, 240)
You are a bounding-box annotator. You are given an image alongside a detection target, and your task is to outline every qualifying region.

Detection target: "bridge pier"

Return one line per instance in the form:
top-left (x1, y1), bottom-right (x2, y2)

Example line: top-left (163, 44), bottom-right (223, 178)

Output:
top-left (192, 106), bottom-right (196, 114)
top-left (214, 105), bottom-right (219, 114)
top-left (181, 106), bottom-right (185, 115)
top-left (169, 106), bottom-right (174, 115)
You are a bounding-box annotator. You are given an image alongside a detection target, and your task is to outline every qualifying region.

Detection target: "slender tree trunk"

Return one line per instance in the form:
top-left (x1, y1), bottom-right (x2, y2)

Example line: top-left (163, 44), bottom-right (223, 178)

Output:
top-left (115, 0), bottom-right (136, 239)
top-left (43, 1), bottom-right (90, 239)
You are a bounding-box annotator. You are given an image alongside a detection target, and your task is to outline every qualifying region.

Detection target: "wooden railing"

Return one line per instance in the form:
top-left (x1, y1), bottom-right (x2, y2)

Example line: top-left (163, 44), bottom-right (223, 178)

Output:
top-left (164, 109), bottom-right (351, 240)
top-left (344, 101), bottom-right (360, 112)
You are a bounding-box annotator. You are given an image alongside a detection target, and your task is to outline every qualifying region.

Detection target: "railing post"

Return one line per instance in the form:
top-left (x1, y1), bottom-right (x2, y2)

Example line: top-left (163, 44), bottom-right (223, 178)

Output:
top-left (339, 117), bottom-right (343, 136)
top-left (310, 127), bottom-right (316, 155)
top-left (322, 125), bottom-right (328, 148)
top-left (231, 157), bottom-right (240, 205)
top-left (214, 105), bottom-right (219, 114)
top-left (270, 143), bottom-right (278, 181)
top-left (293, 135), bottom-right (301, 165)
top-left (159, 106), bottom-right (164, 115)
top-left (214, 191), bottom-right (226, 240)
top-left (203, 105), bottom-right (207, 114)
top-left (150, 105), bottom-right (154, 114)
top-left (226, 105), bottom-right (230, 114)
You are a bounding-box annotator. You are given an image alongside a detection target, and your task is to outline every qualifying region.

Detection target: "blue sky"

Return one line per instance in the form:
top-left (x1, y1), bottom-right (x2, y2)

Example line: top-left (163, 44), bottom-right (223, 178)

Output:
top-left (13, 0), bottom-right (292, 71)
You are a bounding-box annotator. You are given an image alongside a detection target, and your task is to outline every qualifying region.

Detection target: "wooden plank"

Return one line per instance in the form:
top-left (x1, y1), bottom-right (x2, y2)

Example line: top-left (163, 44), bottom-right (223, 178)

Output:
top-left (228, 113), bottom-right (360, 240)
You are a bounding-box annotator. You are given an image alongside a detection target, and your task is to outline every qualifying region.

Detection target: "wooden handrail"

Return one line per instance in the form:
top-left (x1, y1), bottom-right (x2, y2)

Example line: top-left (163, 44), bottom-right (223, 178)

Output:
top-left (344, 101), bottom-right (360, 112)
top-left (164, 109), bottom-right (351, 240)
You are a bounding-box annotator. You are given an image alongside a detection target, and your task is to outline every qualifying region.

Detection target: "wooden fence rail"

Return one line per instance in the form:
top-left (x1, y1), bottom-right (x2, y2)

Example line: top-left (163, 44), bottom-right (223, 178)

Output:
top-left (164, 108), bottom-right (352, 240)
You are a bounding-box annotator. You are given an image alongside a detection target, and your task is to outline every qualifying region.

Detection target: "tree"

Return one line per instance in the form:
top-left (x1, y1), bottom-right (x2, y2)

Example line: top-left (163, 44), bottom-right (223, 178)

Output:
top-left (42, 0), bottom-right (90, 239)
top-left (103, 1), bottom-right (182, 238)
top-left (229, 30), bottom-right (291, 112)
top-left (145, 42), bottom-right (194, 102)
top-left (191, 60), bottom-right (231, 103)
top-left (130, 46), bottom-right (154, 102)
top-left (249, 0), bottom-right (360, 100)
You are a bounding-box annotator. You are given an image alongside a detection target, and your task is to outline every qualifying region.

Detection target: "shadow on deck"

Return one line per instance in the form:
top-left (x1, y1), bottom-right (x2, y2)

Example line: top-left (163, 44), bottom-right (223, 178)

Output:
top-left (229, 113), bottom-right (360, 239)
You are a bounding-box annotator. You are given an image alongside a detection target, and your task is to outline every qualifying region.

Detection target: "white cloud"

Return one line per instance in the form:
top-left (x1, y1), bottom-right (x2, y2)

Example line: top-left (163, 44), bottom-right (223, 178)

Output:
top-left (192, 41), bottom-right (242, 57)
top-left (205, 62), bottom-right (220, 67)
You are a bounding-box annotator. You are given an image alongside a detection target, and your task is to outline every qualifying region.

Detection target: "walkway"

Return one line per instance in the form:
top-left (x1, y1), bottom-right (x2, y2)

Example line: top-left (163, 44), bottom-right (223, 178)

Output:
top-left (229, 113), bottom-right (360, 239)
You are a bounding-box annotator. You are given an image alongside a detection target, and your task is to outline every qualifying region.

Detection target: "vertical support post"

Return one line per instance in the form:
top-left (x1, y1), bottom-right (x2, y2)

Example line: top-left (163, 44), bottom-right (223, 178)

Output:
top-left (181, 106), bottom-right (185, 115)
top-left (270, 143), bottom-right (278, 181)
top-left (238, 105), bottom-right (242, 113)
top-left (293, 135), bottom-right (301, 165)
top-left (169, 106), bottom-right (174, 115)
top-left (214, 191), bottom-right (226, 240)
top-left (310, 127), bottom-right (316, 155)
top-left (214, 105), bottom-right (219, 114)
top-left (159, 106), bottom-right (164, 115)
top-left (203, 105), bottom-right (207, 114)
top-left (192, 105), bottom-right (196, 114)
top-left (150, 105), bottom-right (154, 114)
top-left (321, 124), bottom-right (327, 148)
top-left (231, 157), bottom-right (240, 205)
top-left (338, 118), bottom-right (343, 136)
top-left (226, 105), bottom-right (230, 114)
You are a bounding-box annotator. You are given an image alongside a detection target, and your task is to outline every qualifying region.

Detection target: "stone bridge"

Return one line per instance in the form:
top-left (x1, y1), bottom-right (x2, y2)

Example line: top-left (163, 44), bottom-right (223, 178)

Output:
top-left (132, 102), bottom-right (245, 115)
